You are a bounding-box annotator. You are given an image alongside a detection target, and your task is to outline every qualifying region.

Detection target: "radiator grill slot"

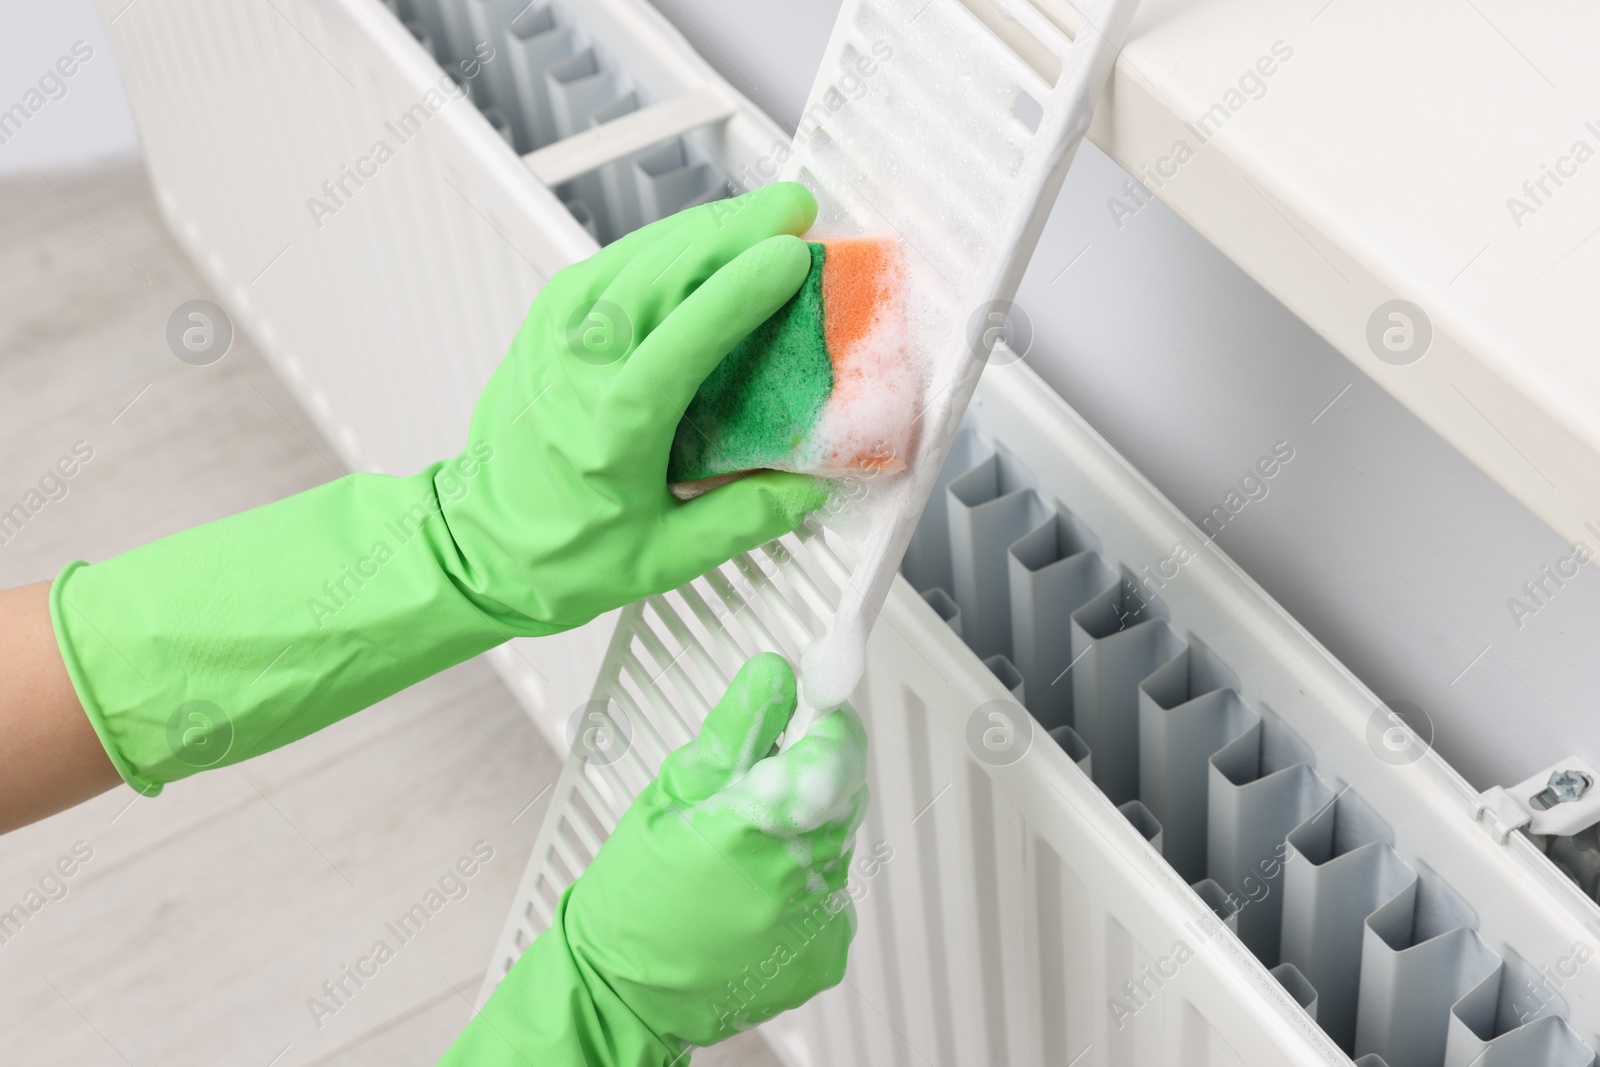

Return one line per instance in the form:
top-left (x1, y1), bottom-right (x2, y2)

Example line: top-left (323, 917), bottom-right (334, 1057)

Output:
top-left (382, 0), bottom-right (732, 242)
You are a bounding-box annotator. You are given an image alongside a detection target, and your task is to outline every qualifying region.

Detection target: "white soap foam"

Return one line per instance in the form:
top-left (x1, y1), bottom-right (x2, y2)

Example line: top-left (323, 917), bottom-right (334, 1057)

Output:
top-left (799, 613), bottom-right (866, 718)
top-left (795, 241), bottom-right (974, 716)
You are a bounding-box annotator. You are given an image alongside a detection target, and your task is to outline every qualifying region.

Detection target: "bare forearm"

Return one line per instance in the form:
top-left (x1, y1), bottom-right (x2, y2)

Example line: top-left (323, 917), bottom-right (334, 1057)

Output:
top-left (0, 581), bottom-right (119, 834)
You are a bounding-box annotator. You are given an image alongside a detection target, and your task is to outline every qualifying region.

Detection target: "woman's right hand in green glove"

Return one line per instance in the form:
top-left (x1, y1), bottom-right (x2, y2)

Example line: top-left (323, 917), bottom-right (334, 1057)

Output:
top-left (441, 653), bottom-right (870, 1066)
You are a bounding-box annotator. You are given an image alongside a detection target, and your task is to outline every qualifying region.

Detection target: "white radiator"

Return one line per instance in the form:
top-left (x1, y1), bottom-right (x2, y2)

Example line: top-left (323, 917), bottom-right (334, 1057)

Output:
top-left (101, 1), bottom-right (1600, 1065)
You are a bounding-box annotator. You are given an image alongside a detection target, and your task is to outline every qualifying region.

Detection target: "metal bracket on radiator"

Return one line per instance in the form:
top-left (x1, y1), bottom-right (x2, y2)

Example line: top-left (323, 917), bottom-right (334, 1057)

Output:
top-left (1474, 756), bottom-right (1600, 842)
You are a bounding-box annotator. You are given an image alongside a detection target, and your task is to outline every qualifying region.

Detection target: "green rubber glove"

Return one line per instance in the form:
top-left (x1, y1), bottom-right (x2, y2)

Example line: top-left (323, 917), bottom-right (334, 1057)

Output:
top-left (51, 183), bottom-right (828, 795)
top-left (441, 653), bottom-right (869, 1066)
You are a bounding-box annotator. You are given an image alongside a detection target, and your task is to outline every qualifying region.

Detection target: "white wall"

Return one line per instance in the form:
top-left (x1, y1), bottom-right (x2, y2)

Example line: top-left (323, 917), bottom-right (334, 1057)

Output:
top-left (650, 0), bottom-right (1600, 793)
top-left (0, 0), bottom-right (140, 174)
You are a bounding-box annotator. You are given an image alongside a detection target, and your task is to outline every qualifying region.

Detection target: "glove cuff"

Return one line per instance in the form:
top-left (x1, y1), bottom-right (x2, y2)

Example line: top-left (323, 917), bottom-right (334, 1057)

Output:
top-left (51, 560), bottom-right (165, 796)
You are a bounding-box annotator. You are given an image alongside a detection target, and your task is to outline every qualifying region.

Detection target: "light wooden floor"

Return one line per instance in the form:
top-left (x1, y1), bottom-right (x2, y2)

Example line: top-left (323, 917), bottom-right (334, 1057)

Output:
top-left (0, 163), bottom-right (780, 1067)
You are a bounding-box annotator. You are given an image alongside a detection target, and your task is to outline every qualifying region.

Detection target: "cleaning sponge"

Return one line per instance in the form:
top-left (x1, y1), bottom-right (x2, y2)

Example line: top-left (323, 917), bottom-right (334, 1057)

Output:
top-left (668, 237), bottom-right (916, 484)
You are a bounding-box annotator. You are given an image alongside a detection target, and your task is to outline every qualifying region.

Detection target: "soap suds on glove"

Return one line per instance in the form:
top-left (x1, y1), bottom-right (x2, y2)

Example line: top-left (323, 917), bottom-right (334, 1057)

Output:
top-left (702, 702), bottom-right (869, 895)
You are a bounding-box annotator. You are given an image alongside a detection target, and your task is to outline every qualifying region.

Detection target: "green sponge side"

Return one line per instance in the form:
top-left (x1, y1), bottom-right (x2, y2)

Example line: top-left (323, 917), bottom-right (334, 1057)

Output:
top-left (668, 241), bottom-right (833, 483)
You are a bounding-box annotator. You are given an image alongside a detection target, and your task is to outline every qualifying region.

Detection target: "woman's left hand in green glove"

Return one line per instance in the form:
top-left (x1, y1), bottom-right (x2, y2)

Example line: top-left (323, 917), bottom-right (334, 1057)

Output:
top-left (451, 179), bottom-right (827, 630)
top-left (440, 653), bottom-right (872, 1066)
top-left (51, 182), bottom-right (829, 795)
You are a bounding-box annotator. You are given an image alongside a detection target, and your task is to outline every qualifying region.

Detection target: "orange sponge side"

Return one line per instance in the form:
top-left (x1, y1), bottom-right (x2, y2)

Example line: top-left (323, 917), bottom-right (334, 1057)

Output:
top-left (815, 238), bottom-right (914, 474)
